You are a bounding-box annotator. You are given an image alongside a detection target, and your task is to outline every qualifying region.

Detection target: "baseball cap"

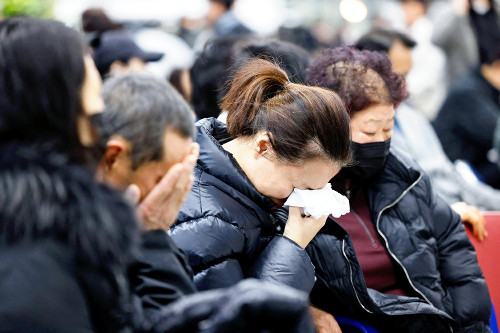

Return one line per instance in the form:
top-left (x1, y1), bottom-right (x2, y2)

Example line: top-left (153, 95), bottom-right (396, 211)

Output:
top-left (92, 31), bottom-right (164, 76)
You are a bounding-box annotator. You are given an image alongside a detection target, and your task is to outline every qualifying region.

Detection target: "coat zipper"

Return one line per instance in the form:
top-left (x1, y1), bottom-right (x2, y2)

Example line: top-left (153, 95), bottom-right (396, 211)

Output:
top-left (374, 173), bottom-right (453, 332)
top-left (352, 210), bottom-right (378, 248)
top-left (342, 239), bottom-right (374, 314)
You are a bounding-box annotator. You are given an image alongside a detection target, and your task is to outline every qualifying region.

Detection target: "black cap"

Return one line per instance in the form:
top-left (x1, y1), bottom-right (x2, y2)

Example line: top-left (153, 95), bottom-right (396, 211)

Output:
top-left (92, 31), bottom-right (163, 76)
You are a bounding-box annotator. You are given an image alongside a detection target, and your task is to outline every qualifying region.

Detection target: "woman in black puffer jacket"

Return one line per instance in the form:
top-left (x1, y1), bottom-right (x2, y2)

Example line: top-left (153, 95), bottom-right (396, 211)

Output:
top-left (171, 59), bottom-right (352, 295)
top-left (305, 46), bottom-right (491, 332)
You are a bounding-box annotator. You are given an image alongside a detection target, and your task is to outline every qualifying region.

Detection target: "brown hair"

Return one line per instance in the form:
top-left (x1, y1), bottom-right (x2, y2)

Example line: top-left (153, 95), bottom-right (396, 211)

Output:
top-left (221, 59), bottom-right (351, 165)
top-left (306, 46), bottom-right (408, 115)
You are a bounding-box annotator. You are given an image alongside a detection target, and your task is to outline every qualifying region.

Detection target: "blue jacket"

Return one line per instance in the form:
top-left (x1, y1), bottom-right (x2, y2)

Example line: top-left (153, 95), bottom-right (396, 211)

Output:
top-left (171, 118), bottom-right (315, 293)
top-left (307, 149), bottom-right (492, 333)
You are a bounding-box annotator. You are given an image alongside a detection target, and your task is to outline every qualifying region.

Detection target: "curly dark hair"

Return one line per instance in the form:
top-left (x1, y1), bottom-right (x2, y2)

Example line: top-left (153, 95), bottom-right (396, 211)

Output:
top-left (306, 46), bottom-right (408, 115)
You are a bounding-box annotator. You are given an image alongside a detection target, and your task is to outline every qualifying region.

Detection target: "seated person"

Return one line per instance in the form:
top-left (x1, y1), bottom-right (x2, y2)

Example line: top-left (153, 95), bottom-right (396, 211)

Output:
top-left (171, 59), bottom-right (352, 296)
top-left (97, 73), bottom-right (199, 311)
top-left (432, 36), bottom-right (500, 189)
top-left (356, 28), bottom-right (493, 241)
top-left (96, 72), bottom-right (318, 332)
top-left (306, 46), bottom-right (491, 332)
top-left (91, 31), bottom-right (163, 78)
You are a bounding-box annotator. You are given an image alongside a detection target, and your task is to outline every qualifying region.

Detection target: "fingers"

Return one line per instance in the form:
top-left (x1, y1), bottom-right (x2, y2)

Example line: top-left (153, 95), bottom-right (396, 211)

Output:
top-left (146, 163), bottom-right (184, 204)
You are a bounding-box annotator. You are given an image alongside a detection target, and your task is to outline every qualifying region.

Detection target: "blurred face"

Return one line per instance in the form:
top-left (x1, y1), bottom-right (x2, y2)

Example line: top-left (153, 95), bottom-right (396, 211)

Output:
top-left (78, 55), bottom-right (105, 146)
top-left (350, 104), bottom-right (395, 144)
top-left (109, 57), bottom-right (147, 76)
top-left (388, 40), bottom-right (413, 76)
top-left (206, 1), bottom-right (227, 25)
top-left (400, 1), bottom-right (426, 26)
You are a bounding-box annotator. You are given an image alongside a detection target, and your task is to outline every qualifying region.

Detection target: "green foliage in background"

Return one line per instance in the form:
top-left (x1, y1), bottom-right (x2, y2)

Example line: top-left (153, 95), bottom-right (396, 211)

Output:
top-left (2, 0), bottom-right (55, 18)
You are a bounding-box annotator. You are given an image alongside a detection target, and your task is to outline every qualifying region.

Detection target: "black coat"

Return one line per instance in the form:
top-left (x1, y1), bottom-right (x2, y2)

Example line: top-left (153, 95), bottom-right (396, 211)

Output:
top-left (0, 143), bottom-right (140, 332)
top-left (307, 150), bottom-right (492, 333)
top-left (0, 143), bottom-right (316, 333)
top-left (171, 118), bottom-right (316, 293)
top-left (433, 68), bottom-right (500, 187)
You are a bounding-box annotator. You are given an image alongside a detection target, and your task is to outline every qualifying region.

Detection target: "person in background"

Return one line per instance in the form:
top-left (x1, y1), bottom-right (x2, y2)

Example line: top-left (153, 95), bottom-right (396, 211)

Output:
top-left (190, 34), bottom-right (247, 120)
top-left (82, 7), bottom-right (123, 35)
top-left (172, 58), bottom-right (352, 332)
top-left (398, 0), bottom-right (447, 120)
top-left (356, 28), bottom-right (492, 241)
top-left (427, 0), bottom-right (479, 84)
top-left (306, 46), bottom-right (491, 332)
top-left (91, 31), bottom-right (163, 79)
top-left (191, 35), bottom-right (311, 121)
top-left (206, 0), bottom-right (251, 36)
top-left (432, 20), bottom-right (500, 189)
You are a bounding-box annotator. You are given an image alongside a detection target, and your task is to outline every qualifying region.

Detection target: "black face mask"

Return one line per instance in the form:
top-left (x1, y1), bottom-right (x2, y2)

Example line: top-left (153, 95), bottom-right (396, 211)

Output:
top-left (342, 139), bottom-right (391, 182)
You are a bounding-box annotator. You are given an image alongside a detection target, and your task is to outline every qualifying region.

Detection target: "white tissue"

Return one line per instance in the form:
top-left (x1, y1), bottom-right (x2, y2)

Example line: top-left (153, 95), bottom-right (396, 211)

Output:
top-left (284, 183), bottom-right (350, 219)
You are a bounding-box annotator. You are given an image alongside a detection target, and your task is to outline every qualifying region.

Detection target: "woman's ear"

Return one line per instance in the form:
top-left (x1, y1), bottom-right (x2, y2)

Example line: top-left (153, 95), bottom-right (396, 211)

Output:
top-left (254, 133), bottom-right (273, 156)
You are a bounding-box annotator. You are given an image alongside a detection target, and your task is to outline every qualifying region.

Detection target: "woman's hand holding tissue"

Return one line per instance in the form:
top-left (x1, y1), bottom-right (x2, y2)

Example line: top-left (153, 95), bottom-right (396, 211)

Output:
top-left (282, 184), bottom-right (350, 248)
top-left (283, 207), bottom-right (328, 248)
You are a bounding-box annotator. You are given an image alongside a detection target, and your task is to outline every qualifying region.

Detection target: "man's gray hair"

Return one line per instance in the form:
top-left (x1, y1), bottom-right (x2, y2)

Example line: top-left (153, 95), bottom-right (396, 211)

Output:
top-left (101, 72), bottom-right (195, 169)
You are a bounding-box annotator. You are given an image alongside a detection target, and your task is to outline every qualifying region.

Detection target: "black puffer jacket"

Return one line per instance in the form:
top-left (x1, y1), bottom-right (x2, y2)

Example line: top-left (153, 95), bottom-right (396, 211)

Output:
top-left (307, 149), bottom-right (492, 333)
top-left (171, 118), bottom-right (315, 293)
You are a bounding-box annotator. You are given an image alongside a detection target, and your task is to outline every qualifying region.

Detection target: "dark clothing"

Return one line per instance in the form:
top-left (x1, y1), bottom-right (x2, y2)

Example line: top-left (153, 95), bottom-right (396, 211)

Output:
top-left (0, 143), bottom-right (139, 333)
top-left (171, 118), bottom-right (316, 293)
top-left (144, 279), bottom-right (315, 333)
top-left (307, 150), bottom-right (491, 333)
top-left (131, 230), bottom-right (196, 313)
top-left (433, 68), bottom-right (500, 188)
top-left (335, 187), bottom-right (410, 297)
top-left (0, 241), bottom-right (95, 333)
top-left (0, 142), bottom-right (315, 333)
top-left (214, 10), bottom-right (251, 36)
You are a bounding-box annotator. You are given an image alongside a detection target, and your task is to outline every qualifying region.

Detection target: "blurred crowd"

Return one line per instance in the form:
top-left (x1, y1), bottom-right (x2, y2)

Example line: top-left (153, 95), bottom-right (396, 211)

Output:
top-left (0, 0), bottom-right (499, 332)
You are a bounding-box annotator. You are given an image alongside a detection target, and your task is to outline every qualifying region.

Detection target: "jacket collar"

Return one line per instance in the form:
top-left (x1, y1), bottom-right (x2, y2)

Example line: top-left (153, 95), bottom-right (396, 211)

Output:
top-left (364, 149), bottom-right (423, 212)
top-left (195, 118), bottom-right (277, 212)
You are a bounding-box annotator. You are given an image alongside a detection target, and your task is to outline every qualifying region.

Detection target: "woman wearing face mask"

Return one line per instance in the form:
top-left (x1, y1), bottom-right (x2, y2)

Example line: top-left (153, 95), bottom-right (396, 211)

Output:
top-left (171, 58), bottom-right (351, 295)
top-left (305, 46), bottom-right (491, 332)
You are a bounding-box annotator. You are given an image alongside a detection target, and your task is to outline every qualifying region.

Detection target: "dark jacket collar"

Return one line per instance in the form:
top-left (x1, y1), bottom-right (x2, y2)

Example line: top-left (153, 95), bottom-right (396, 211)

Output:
top-left (196, 118), bottom-right (277, 212)
top-left (365, 149), bottom-right (423, 215)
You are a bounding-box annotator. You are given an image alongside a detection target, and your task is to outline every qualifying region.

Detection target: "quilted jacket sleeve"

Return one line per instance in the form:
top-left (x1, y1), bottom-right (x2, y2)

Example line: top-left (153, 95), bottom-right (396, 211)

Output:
top-left (171, 214), bottom-right (316, 293)
top-left (425, 174), bottom-right (492, 333)
top-left (249, 235), bottom-right (316, 294)
top-left (170, 215), bottom-right (247, 291)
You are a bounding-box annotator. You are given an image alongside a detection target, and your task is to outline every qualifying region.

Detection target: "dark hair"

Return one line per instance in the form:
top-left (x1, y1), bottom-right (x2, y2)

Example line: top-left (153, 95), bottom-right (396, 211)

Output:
top-left (0, 17), bottom-right (92, 162)
top-left (222, 59), bottom-right (351, 165)
top-left (277, 26), bottom-right (319, 53)
top-left (190, 34), bottom-right (248, 119)
top-left (232, 38), bottom-right (312, 83)
top-left (169, 68), bottom-right (191, 103)
top-left (306, 46), bottom-right (408, 115)
top-left (210, 0), bottom-right (235, 9)
top-left (355, 29), bottom-right (416, 53)
top-left (82, 8), bottom-right (122, 33)
top-left (101, 73), bottom-right (195, 169)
